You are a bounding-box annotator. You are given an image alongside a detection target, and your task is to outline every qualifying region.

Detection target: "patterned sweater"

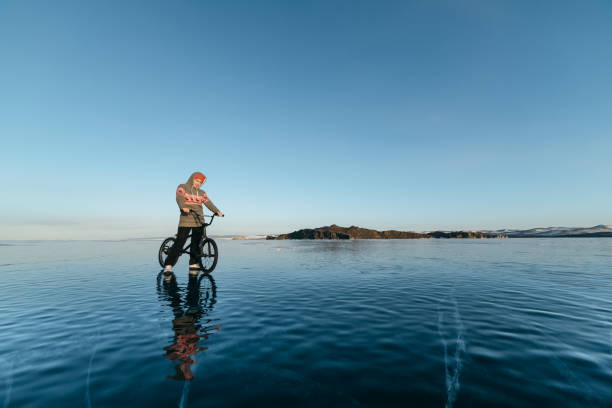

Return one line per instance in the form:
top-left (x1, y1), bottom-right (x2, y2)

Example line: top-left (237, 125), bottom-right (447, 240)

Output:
top-left (176, 173), bottom-right (220, 227)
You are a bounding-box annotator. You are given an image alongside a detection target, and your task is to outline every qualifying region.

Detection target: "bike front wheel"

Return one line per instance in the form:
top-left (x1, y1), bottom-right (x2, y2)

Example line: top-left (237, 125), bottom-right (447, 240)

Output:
top-left (198, 238), bottom-right (218, 273)
top-left (158, 237), bottom-right (176, 267)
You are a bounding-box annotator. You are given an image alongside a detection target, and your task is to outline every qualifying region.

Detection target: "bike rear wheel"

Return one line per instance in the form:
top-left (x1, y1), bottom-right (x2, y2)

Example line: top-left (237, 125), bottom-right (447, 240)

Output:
top-left (158, 237), bottom-right (176, 267)
top-left (198, 238), bottom-right (218, 273)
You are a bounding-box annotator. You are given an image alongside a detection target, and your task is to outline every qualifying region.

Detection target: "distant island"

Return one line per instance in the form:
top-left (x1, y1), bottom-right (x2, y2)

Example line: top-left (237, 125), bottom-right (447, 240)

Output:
top-left (266, 224), bottom-right (612, 240)
top-left (267, 225), bottom-right (504, 240)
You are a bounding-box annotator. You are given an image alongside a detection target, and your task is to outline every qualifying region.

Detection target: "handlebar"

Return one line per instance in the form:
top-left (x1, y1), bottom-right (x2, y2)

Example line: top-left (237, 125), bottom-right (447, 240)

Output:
top-left (180, 210), bottom-right (224, 227)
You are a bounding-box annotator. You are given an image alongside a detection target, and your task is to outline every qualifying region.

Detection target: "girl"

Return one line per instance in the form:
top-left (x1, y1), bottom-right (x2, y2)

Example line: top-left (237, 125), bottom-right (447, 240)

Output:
top-left (163, 172), bottom-right (223, 274)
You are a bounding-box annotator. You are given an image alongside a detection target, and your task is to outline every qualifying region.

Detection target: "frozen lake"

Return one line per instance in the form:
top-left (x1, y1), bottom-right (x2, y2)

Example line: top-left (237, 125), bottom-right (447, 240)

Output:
top-left (1, 238), bottom-right (611, 407)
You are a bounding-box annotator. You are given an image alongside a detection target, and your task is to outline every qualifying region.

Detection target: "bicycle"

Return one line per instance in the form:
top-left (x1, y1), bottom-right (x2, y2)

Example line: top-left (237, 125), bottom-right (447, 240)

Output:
top-left (158, 212), bottom-right (222, 273)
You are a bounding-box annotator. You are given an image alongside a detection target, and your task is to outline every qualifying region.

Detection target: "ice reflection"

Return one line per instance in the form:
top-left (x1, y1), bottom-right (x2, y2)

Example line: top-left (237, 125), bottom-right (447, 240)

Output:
top-left (156, 273), bottom-right (220, 381)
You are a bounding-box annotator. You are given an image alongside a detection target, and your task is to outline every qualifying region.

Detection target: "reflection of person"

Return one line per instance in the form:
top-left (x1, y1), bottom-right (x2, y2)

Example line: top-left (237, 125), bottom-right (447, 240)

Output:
top-left (158, 273), bottom-right (219, 381)
top-left (164, 330), bottom-right (203, 381)
top-left (163, 172), bottom-right (223, 275)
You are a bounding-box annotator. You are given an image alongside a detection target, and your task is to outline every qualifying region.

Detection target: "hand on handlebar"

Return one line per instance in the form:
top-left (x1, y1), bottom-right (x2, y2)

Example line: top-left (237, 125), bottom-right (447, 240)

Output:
top-left (181, 208), bottom-right (190, 213)
top-left (216, 211), bottom-right (224, 217)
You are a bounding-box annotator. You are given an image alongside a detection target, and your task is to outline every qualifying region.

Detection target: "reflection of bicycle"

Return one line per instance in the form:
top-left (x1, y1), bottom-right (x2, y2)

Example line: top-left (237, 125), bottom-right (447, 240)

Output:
top-left (158, 213), bottom-right (220, 273)
top-left (156, 271), bottom-right (217, 311)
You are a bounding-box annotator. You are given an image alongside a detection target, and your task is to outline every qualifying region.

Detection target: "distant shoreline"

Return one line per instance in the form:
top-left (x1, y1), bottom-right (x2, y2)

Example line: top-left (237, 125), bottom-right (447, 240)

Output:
top-left (1, 225), bottom-right (610, 242)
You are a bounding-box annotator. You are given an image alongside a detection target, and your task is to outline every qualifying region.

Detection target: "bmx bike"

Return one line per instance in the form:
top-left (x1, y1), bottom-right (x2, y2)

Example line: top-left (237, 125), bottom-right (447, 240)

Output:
top-left (158, 212), bottom-right (221, 273)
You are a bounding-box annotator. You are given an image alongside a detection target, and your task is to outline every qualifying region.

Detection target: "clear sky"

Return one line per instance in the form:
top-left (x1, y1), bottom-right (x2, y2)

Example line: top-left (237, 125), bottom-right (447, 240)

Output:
top-left (1, 0), bottom-right (611, 239)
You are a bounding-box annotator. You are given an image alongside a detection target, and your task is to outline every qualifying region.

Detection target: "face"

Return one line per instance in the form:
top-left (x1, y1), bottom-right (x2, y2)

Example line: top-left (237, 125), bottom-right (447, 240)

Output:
top-left (193, 178), bottom-right (205, 188)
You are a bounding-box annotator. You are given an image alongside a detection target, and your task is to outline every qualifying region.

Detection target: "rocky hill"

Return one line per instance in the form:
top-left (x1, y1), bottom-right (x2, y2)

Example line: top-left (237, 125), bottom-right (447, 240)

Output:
top-left (267, 225), bottom-right (504, 240)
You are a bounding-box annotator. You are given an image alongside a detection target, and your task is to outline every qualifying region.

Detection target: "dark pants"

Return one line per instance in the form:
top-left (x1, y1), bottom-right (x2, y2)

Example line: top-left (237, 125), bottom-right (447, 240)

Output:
top-left (164, 226), bottom-right (204, 266)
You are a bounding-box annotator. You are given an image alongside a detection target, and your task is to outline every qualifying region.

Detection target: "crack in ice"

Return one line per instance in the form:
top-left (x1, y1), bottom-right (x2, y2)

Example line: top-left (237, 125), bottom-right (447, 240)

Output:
top-left (2, 358), bottom-right (13, 408)
top-left (85, 335), bottom-right (100, 408)
top-left (438, 298), bottom-right (466, 408)
top-left (179, 380), bottom-right (191, 408)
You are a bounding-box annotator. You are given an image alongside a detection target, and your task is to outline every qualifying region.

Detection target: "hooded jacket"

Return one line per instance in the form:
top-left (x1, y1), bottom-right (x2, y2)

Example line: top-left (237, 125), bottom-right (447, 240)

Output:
top-left (176, 172), bottom-right (220, 227)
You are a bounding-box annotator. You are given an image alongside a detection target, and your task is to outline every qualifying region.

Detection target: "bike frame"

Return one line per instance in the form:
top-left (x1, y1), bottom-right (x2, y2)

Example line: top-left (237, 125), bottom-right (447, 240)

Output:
top-left (176, 213), bottom-right (216, 255)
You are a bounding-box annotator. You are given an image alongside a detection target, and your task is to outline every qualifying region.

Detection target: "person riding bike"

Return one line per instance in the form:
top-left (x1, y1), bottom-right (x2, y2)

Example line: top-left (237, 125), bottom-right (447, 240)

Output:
top-left (163, 172), bottom-right (223, 275)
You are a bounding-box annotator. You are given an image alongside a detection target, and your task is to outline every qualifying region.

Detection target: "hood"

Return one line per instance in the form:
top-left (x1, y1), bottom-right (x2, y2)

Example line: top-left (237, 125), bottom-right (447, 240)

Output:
top-left (185, 172), bottom-right (206, 188)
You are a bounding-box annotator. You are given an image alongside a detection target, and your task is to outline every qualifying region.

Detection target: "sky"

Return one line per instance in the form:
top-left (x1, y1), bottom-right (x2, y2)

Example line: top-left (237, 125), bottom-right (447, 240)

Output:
top-left (1, 0), bottom-right (611, 239)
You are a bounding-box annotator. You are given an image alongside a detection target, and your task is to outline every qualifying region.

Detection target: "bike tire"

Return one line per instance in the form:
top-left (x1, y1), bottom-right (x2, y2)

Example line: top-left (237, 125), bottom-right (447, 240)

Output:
top-left (158, 237), bottom-right (176, 267)
top-left (198, 238), bottom-right (218, 273)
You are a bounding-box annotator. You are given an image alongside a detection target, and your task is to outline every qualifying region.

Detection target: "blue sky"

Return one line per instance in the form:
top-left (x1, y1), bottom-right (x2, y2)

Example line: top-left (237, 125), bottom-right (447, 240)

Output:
top-left (1, 0), bottom-right (610, 239)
